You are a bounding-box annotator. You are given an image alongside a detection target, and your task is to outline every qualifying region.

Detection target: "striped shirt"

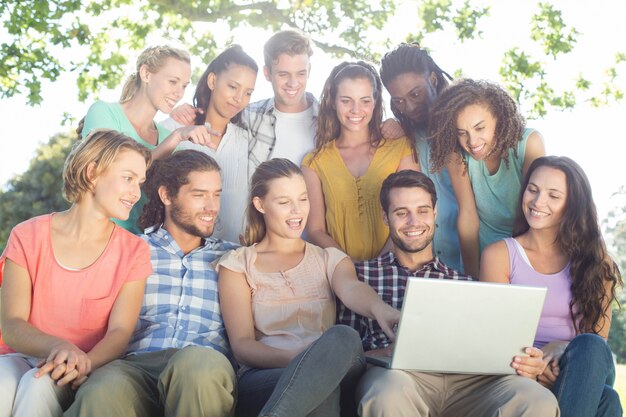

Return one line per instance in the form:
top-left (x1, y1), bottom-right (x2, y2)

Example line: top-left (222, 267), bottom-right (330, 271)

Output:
top-left (128, 225), bottom-right (239, 363)
top-left (337, 252), bottom-right (472, 351)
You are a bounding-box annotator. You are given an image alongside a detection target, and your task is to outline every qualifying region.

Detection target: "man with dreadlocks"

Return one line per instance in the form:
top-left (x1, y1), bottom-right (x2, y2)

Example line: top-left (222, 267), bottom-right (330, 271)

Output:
top-left (66, 150), bottom-right (238, 417)
top-left (379, 43), bottom-right (463, 272)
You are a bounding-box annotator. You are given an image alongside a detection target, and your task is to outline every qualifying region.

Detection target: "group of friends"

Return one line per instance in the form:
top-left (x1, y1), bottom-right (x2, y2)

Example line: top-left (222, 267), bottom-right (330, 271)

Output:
top-left (0, 28), bottom-right (623, 417)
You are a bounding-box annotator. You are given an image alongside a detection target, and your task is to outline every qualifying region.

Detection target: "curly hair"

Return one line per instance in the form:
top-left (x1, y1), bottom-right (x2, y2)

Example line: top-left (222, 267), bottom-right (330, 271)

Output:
top-left (428, 79), bottom-right (524, 173)
top-left (513, 156), bottom-right (623, 335)
top-left (139, 150), bottom-right (220, 230)
top-left (313, 61), bottom-right (384, 157)
top-left (380, 42), bottom-right (452, 133)
top-left (193, 44), bottom-right (258, 126)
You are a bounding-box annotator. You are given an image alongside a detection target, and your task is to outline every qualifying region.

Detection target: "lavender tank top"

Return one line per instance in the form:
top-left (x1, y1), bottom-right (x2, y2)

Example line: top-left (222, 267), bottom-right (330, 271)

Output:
top-left (503, 238), bottom-right (576, 348)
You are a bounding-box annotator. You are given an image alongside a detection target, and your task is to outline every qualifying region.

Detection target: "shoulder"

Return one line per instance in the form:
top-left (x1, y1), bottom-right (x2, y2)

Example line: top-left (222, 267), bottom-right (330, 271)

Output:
top-left (216, 245), bottom-right (253, 273)
top-left (86, 100), bottom-right (116, 116)
top-left (321, 245), bottom-right (350, 264)
top-left (482, 239), bottom-right (510, 261)
top-left (302, 143), bottom-right (333, 167)
top-left (434, 257), bottom-right (473, 280)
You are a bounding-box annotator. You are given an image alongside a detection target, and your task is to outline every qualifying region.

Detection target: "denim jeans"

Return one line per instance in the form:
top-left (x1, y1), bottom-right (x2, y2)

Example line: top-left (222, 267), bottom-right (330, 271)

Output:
top-left (552, 333), bottom-right (622, 417)
top-left (236, 325), bottom-right (366, 417)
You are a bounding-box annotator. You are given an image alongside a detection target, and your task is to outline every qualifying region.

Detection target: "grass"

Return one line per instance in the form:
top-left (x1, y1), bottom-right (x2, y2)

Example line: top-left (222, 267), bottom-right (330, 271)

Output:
top-left (616, 364), bottom-right (626, 410)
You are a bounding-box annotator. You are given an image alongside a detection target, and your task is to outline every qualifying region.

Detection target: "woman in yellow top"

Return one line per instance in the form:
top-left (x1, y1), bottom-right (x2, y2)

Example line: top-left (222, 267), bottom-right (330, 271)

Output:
top-left (302, 61), bottom-right (419, 261)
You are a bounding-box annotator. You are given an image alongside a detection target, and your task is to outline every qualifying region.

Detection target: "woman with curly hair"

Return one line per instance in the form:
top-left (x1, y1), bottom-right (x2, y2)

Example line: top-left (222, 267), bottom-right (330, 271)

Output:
top-left (302, 61), bottom-right (419, 261)
top-left (480, 156), bottom-right (622, 417)
top-left (429, 79), bottom-right (545, 276)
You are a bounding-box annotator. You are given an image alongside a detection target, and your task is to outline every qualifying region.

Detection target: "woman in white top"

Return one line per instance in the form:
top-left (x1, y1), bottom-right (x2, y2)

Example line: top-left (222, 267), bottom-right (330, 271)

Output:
top-left (218, 158), bottom-right (399, 417)
top-left (167, 45), bottom-right (258, 243)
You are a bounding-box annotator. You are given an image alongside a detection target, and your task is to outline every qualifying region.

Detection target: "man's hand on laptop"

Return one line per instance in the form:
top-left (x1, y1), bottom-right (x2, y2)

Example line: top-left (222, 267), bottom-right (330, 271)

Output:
top-left (511, 347), bottom-right (546, 379)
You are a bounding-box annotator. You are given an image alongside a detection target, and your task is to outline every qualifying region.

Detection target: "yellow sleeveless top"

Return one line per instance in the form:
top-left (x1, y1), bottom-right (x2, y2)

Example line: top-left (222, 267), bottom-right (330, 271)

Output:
top-left (302, 138), bottom-right (413, 261)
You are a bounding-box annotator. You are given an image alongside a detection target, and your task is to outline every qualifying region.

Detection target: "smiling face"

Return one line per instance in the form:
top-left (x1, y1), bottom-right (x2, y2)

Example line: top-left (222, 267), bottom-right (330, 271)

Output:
top-left (164, 170), bottom-right (222, 238)
top-left (254, 174), bottom-right (309, 240)
top-left (265, 53), bottom-right (311, 112)
top-left (387, 72), bottom-right (438, 128)
top-left (142, 57), bottom-right (191, 114)
top-left (383, 186), bottom-right (437, 254)
top-left (334, 77), bottom-right (376, 135)
top-left (207, 63), bottom-right (257, 121)
top-left (91, 149), bottom-right (147, 221)
top-left (522, 166), bottom-right (567, 231)
top-left (455, 103), bottom-right (498, 160)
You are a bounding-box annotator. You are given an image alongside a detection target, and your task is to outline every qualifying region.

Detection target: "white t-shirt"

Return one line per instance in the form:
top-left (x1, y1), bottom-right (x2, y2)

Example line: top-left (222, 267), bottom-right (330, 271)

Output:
top-left (271, 105), bottom-right (316, 165)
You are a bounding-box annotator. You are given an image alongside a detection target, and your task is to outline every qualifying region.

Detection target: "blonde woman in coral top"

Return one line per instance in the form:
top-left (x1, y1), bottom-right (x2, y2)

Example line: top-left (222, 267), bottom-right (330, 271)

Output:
top-left (302, 61), bottom-right (419, 261)
top-left (0, 130), bottom-right (152, 417)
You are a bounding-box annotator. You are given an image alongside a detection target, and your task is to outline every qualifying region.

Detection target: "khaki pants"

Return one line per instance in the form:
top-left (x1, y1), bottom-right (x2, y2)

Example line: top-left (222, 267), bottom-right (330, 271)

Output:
top-left (65, 346), bottom-right (236, 417)
top-left (357, 366), bottom-right (560, 417)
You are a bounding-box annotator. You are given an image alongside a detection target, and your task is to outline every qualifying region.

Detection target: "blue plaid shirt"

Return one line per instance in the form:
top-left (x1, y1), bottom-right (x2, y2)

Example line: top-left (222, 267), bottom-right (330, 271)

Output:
top-left (127, 225), bottom-right (239, 363)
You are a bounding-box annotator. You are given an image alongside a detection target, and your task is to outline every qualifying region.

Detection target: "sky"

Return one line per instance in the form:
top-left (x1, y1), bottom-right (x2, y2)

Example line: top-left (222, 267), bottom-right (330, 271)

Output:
top-left (1, 0), bottom-right (625, 224)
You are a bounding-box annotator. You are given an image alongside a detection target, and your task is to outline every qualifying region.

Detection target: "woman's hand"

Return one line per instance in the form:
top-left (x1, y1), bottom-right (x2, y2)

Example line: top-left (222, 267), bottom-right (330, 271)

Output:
top-left (371, 302), bottom-right (401, 342)
top-left (35, 341), bottom-right (91, 386)
top-left (170, 103), bottom-right (202, 125)
top-left (175, 125), bottom-right (220, 149)
top-left (537, 359), bottom-right (559, 389)
top-left (511, 347), bottom-right (546, 379)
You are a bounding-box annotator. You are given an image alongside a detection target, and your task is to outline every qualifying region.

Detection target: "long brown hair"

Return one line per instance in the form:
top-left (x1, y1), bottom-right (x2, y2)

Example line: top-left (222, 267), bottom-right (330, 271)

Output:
top-left (245, 158), bottom-right (303, 245)
top-left (313, 61), bottom-right (384, 158)
top-left (514, 156), bottom-right (622, 334)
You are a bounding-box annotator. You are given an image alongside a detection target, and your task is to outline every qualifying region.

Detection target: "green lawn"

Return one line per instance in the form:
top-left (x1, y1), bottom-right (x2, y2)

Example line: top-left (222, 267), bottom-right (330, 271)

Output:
top-left (616, 364), bottom-right (626, 410)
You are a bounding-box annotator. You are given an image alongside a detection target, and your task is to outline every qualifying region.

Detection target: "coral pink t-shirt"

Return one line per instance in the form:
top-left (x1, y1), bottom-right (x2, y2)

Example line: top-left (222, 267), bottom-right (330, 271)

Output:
top-left (0, 214), bottom-right (152, 354)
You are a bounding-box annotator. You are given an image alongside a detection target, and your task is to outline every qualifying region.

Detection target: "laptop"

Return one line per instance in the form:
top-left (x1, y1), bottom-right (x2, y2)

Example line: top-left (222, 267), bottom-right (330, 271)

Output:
top-left (366, 278), bottom-right (547, 374)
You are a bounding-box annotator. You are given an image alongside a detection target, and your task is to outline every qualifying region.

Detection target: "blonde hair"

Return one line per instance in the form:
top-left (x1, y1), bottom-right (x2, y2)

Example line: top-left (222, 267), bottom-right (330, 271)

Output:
top-left (119, 45), bottom-right (191, 103)
top-left (63, 129), bottom-right (152, 203)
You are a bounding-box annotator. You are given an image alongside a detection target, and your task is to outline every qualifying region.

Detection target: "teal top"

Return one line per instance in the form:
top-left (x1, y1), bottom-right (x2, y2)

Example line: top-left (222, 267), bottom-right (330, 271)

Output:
top-left (465, 128), bottom-right (534, 252)
top-left (82, 101), bottom-right (171, 234)
top-left (415, 129), bottom-right (462, 271)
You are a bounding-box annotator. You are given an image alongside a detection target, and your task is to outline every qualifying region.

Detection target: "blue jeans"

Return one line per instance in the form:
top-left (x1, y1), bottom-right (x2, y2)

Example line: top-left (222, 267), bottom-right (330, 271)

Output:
top-left (236, 325), bottom-right (365, 417)
top-left (552, 334), bottom-right (622, 417)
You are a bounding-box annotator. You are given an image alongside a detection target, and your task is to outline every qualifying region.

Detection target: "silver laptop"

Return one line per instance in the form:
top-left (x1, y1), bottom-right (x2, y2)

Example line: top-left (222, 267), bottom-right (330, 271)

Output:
top-left (367, 278), bottom-right (547, 374)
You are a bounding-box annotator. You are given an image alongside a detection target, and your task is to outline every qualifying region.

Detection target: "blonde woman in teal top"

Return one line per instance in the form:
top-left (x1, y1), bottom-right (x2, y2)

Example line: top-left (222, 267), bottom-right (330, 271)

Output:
top-left (80, 45), bottom-right (217, 233)
top-left (429, 79), bottom-right (545, 277)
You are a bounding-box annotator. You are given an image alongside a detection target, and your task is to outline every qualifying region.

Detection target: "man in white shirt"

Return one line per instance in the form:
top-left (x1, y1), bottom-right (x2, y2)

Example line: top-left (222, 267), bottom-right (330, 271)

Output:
top-left (242, 29), bottom-right (318, 175)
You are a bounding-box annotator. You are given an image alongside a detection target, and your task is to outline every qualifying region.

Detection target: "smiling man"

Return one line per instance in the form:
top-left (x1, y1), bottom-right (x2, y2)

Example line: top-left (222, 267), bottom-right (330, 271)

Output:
top-left (66, 150), bottom-right (239, 417)
top-left (338, 170), bottom-right (559, 417)
top-left (243, 29), bottom-right (318, 174)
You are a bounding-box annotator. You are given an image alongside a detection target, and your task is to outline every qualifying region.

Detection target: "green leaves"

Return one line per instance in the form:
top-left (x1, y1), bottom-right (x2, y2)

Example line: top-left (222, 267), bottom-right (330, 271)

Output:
top-left (0, 131), bottom-right (75, 253)
top-left (530, 2), bottom-right (579, 58)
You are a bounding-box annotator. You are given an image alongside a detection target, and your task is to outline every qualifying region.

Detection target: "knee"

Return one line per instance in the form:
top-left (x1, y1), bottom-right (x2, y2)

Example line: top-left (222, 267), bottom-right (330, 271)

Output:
top-left (511, 379), bottom-right (559, 415)
top-left (15, 368), bottom-right (57, 397)
top-left (569, 333), bottom-right (610, 354)
top-left (325, 325), bottom-right (363, 354)
top-left (167, 347), bottom-right (235, 388)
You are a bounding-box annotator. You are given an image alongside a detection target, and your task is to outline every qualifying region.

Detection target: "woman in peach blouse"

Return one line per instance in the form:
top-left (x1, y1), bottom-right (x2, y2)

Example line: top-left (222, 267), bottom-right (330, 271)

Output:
top-left (218, 158), bottom-right (399, 417)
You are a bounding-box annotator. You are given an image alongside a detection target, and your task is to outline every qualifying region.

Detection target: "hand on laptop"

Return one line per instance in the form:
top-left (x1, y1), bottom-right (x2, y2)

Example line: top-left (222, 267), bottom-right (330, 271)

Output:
top-left (372, 303), bottom-right (400, 342)
top-left (511, 347), bottom-right (546, 379)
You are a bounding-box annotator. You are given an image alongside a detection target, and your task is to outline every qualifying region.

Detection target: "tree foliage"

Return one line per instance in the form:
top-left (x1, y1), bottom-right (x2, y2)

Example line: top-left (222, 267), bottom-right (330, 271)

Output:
top-left (0, 132), bottom-right (74, 253)
top-left (2, 1), bottom-right (623, 118)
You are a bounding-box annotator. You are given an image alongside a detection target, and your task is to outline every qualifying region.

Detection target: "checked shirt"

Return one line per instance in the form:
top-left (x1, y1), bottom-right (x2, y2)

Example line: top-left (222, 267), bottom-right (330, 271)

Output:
top-left (337, 251), bottom-right (472, 351)
top-left (127, 225), bottom-right (238, 362)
